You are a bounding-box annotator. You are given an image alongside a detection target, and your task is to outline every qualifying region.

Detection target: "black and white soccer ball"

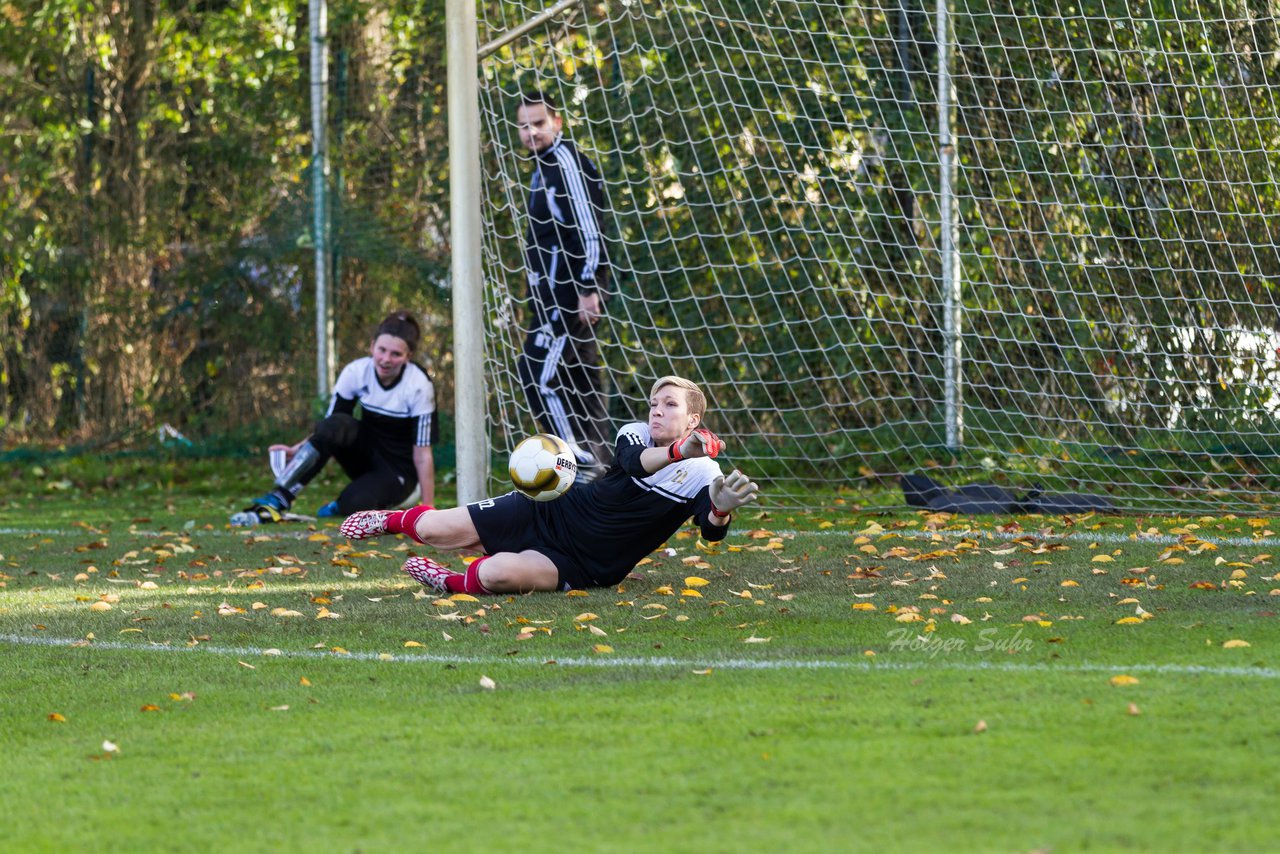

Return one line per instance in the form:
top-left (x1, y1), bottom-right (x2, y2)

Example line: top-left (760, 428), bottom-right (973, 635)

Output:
top-left (509, 433), bottom-right (578, 501)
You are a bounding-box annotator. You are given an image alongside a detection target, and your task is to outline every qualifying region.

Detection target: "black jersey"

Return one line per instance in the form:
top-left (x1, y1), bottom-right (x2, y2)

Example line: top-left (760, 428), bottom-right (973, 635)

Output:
top-left (524, 134), bottom-right (608, 321)
top-left (327, 358), bottom-right (438, 472)
top-left (525, 421), bottom-right (727, 584)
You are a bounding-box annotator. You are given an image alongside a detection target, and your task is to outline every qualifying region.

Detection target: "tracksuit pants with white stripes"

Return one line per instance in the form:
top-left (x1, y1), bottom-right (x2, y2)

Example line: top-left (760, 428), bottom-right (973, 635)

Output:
top-left (518, 317), bottom-right (613, 468)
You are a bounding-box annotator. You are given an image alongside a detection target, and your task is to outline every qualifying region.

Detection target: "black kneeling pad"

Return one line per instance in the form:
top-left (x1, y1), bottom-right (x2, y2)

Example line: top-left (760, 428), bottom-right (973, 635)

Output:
top-left (900, 473), bottom-right (1115, 515)
top-left (1017, 488), bottom-right (1115, 515)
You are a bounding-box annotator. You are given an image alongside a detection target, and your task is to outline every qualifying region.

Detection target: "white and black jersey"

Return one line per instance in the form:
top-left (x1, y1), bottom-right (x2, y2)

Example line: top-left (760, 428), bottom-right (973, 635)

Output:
top-left (471, 421), bottom-right (727, 587)
top-left (328, 357), bottom-right (438, 472)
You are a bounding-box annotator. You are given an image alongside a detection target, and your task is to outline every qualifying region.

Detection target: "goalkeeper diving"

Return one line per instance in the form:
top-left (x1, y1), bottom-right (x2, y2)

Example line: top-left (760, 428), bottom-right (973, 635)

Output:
top-left (340, 376), bottom-right (760, 594)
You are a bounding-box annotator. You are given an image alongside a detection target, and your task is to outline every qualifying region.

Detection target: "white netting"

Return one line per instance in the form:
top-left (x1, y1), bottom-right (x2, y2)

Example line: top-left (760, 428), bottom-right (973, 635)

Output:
top-left (474, 0), bottom-right (1280, 512)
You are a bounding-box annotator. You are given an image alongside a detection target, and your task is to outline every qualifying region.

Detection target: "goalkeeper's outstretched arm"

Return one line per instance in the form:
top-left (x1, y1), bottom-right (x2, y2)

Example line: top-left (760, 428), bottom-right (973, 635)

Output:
top-left (703, 470), bottom-right (761, 530)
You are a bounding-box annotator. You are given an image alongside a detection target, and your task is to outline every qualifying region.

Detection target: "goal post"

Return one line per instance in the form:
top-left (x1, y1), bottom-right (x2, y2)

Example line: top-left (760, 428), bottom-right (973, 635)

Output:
top-left (447, 0), bottom-right (489, 505)
top-left (457, 0), bottom-right (1280, 513)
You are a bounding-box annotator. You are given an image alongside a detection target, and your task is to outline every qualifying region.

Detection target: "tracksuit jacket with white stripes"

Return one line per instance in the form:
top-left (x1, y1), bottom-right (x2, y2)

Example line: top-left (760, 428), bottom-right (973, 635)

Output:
top-left (524, 134), bottom-right (609, 333)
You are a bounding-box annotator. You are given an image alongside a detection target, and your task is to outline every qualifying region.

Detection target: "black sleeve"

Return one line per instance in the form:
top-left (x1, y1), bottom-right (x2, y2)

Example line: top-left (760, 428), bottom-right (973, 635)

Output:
top-left (331, 394), bottom-right (357, 416)
top-left (578, 155), bottom-right (607, 292)
top-left (694, 486), bottom-right (729, 542)
top-left (556, 145), bottom-right (607, 292)
top-left (616, 432), bottom-right (650, 478)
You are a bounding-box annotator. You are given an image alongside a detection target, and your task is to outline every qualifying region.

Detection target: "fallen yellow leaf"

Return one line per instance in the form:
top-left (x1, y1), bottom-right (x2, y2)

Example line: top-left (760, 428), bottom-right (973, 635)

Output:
top-left (1222, 639), bottom-right (1251, 649)
top-left (683, 576), bottom-right (710, 588)
top-left (1109, 674), bottom-right (1140, 687)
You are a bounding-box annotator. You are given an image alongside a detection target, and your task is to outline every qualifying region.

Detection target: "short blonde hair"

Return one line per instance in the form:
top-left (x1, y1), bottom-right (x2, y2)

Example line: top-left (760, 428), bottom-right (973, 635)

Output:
top-left (650, 375), bottom-right (707, 420)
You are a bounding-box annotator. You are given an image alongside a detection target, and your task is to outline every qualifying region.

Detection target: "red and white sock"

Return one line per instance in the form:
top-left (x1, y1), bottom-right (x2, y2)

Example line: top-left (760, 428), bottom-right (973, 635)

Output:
top-left (383, 505), bottom-right (434, 543)
top-left (444, 556), bottom-right (493, 595)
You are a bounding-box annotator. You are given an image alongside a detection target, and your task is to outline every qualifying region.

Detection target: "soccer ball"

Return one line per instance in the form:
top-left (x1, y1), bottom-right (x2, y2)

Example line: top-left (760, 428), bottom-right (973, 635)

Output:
top-left (509, 433), bottom-right (578, 501)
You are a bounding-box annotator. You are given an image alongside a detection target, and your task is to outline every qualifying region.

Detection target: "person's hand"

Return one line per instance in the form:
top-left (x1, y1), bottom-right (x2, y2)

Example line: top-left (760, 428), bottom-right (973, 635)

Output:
top-left (709, 470), bottom-right (760, 518)
top-left (578, 291), bottom-right (603, 326)
top-left (269, 441), bottom-right (302, 462)
top-left (671, 427), bottom-right (724, 461)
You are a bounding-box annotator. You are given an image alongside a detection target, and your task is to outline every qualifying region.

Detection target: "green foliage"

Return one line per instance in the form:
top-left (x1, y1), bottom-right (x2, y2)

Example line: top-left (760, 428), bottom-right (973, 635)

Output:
top-left (0, 0), bottom-right (451, 444)
top-left (6, 0), bottom-right (1280, 512)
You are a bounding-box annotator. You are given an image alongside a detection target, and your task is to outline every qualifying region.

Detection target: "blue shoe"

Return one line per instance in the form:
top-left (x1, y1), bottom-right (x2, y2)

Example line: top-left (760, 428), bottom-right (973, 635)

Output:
top-left (230, 492), bottom-right (288, 526)
top-left (248, 492), bottom-right (287, 512)
top-left (316, 500), bottom-right (342, 518)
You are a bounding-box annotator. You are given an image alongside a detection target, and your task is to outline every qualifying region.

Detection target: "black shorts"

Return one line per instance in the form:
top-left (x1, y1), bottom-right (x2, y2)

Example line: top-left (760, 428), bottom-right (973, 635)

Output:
top-left (466, 492), bottom-right (594, 590)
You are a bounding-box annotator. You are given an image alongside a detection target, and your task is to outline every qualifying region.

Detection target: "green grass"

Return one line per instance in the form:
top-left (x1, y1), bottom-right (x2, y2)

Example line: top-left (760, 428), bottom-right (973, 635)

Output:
top-left (2, 455), bottom-right (1278, 851)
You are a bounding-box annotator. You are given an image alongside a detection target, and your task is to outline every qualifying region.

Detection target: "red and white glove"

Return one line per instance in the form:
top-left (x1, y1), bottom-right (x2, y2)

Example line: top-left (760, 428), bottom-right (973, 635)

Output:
top-left (668, 427), bottom-right (725, 462)
top-left (708, 470), bottom-right (760, 521)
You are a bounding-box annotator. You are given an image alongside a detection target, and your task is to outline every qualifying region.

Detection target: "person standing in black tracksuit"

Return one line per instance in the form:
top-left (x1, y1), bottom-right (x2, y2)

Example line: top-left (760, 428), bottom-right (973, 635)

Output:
top-left (514, 90), bottom-right (613, 478)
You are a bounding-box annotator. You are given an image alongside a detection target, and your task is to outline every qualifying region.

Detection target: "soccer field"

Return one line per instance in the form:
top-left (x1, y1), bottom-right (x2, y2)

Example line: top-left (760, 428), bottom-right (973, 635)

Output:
top-left (2, 460), bottom-right (1278, 852)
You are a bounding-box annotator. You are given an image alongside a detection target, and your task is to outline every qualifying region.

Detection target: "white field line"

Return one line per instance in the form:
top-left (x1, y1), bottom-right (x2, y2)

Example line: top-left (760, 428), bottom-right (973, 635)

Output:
top-left (5, 524), bottom-right (1280, 549)
top-left (0, 632), bottom-right (1275, 679)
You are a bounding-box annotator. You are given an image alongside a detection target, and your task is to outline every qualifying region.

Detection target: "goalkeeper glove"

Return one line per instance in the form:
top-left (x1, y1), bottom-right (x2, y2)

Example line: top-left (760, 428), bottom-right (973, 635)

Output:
top-left (709, 469), bottom-right (760, 521)
top-left (668, 427), bottom-right (725, 461)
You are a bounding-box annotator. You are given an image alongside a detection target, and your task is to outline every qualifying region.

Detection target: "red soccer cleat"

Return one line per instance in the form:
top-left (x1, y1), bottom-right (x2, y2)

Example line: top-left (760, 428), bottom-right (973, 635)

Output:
top-left (402, 556), bottom-right (456, 593)
top-left (340, 510), bottom-right (392, 540)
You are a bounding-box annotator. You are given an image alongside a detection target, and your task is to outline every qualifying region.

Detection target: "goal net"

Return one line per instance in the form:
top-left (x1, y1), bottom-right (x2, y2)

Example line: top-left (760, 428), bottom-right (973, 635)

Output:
top-left (474, 0), bottom-right (1280, 513)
